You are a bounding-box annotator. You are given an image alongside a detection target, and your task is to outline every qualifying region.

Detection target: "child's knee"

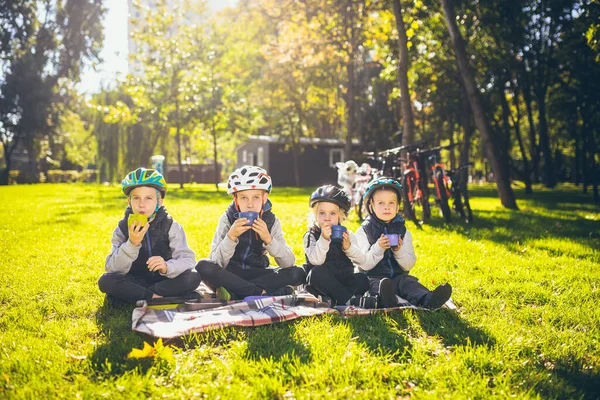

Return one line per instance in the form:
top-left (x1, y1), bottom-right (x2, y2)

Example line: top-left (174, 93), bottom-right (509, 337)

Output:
top-left (195, 259), bottom-right (219, 274)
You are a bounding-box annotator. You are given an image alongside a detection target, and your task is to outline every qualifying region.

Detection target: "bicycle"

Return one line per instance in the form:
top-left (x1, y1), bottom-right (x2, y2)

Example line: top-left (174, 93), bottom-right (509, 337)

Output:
top-left (416, 144), bottom-right (455, 223)
top-left (395, 143), bottom-right (431, 225)
top-left (446, 162), bottom-right (474, 223)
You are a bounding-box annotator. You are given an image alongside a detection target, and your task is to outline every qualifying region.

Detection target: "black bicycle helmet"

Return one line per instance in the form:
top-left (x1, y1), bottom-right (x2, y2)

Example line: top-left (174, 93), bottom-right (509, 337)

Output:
top-left (309, 185), bottom-right (351, 212)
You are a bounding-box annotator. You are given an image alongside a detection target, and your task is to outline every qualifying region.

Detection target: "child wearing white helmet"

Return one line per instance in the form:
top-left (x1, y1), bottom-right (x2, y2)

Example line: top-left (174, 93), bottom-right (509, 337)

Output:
top-left (195, 165), bottom-right (305, 300)
top-left (98, 168), bottom-right (201, 303)
top-left (355, 177), bottom-right (452, 309)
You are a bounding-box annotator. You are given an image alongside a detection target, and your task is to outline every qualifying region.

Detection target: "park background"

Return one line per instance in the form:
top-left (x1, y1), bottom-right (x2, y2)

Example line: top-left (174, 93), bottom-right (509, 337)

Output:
top-left (1, 0), bottom-right (599, 398)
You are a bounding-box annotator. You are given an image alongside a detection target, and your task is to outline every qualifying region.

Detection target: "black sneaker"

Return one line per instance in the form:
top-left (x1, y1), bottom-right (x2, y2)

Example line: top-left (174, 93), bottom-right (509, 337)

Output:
top-left (267, 285), bottom-right (295, 296)
top-left (349, 295), bottom-right (378, 309)
top-left (378, 278), bottom-right (397, 308)
top-left (422, 283), bottom-right (452, 309)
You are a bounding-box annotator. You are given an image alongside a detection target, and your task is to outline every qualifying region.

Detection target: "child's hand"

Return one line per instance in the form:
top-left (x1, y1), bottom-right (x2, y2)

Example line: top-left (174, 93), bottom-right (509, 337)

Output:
top-left (391, 238), bottom-right (403, 252)
top-left (341, 231), bottom-right (351, 251)
top-left (129, 220), bottom-right (150, 246)
top-left (321, 224), bottom-right (332, 241)
top-left (227, 218), bottom-right (252, 241)
top-left (147, 256), bottom-right (167, 274)
top-left (377, 234), bottom-right (391, 250)
top-left (252, 218), bottom-right (272, 244)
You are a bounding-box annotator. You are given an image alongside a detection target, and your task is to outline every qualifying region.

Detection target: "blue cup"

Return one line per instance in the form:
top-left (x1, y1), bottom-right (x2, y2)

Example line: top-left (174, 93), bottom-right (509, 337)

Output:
top-left (385, 233), bottom-right (399, 247)
top-left (330, 225), bottom-right (347, 242)
top-left (239, 211), bottom-right (259, 226)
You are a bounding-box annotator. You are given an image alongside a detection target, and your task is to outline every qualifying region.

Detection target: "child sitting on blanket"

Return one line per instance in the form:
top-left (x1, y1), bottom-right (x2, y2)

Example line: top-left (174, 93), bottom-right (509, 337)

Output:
top-left (356, 177), bottom-right (452, 309)
top-left (303, 185), bottom-right (390, 309)
top-left (98, 168), bottom-right (201, 303)
top-left (195, 165), bottom-right (305, 300)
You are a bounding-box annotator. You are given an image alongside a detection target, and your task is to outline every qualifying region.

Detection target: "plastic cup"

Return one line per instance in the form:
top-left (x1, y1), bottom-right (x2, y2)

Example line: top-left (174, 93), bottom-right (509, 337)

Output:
top-left (385, 233), bottom-right (399, 247)
top-left (239, 211), bottom-right (259, 226)
top-left (330, 225), bottom-right (347, 242)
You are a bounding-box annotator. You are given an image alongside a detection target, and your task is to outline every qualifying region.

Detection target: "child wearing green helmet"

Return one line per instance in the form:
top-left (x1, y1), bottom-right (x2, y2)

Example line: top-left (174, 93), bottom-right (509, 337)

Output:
top-left (355, 177), bottom-right (453, 309)
top-left (98, 168), bottom-right (201, 303)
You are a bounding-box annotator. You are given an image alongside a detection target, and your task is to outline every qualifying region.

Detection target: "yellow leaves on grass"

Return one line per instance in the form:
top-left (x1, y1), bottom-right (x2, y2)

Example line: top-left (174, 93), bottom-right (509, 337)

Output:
top-left (127, 338), bottom-right (174, 363)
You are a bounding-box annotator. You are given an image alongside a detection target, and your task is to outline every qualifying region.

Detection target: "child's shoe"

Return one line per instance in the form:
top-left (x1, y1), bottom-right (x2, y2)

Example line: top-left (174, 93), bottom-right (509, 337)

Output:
top-left (421, 283), bottom-right (452, 309)
top-left (348, 295), bottom-right (378, 309)
top-left (378, 278), bottom-right (397, 308)
top-left (216, 286), bottom-right (232, 302)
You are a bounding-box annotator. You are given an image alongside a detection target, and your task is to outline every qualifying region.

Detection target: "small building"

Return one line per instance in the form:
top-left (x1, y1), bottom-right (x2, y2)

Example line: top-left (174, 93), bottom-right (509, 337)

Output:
top-left (236, 135), bottom-right (360, 187)
top-left (165, 163), bottom-right (221, 184)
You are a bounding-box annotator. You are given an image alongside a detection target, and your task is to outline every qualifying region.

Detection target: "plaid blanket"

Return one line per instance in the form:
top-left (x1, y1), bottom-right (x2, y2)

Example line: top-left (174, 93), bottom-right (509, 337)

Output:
top-left (132, 294), bottom-right (456, 339)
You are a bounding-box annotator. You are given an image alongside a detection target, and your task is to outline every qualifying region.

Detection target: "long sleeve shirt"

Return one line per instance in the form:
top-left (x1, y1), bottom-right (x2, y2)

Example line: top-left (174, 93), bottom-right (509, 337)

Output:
top-left (355, 227), bottom-right (417, 272)
top-left (209, 213), bottom-right (296, 268)
top-left (105, 220), bottom-right (196, 279)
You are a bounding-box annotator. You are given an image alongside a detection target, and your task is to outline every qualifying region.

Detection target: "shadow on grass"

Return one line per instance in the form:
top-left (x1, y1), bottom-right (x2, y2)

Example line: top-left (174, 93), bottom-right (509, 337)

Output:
top-left (512, 352), bottom-right (600, 400)
top-left (243, 322), bottom-right (312, 364)
top-left (346, 312), bottom-right (413, 361)
top-left (424, 207), bottom-right (599, 256)
top-left (89, 297), bottom-right (150, 378)
top-left (415, 309), bottom-right (495, 348)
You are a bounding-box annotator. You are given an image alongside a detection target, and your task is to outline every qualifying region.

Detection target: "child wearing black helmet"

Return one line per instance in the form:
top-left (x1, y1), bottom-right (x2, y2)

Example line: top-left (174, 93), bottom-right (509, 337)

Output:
top-left (356, 177), bottom-right (452, 309)
top-left (98, 168), bottom-right (201, 303)
top-left (303, 185), bottom-right (394, 308)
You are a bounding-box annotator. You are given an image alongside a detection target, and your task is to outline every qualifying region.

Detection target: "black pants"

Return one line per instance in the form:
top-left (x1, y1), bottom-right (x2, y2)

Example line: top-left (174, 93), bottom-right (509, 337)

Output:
top-left (98, 270), bottom-right (201, 302)
top-left (307, 264), bottom-right (369, 305)
top-left (368, 273), bottom-right (429, 305)
top-left (195, 259), bottom-right (306, 299)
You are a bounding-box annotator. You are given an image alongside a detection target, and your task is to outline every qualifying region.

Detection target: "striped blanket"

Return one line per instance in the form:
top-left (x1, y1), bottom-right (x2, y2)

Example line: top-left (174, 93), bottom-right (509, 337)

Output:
top-left (132, 294), bottom-right (455, 339)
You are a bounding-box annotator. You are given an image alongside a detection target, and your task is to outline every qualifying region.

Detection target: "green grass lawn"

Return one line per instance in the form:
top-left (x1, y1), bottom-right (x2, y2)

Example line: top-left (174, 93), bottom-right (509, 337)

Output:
top-left (0, 183), bottom-right (599, 399)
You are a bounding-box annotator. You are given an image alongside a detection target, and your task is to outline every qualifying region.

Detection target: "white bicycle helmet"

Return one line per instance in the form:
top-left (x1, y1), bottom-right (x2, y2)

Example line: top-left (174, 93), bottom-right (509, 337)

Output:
top-left (227, 165), bottom-right (272, 195)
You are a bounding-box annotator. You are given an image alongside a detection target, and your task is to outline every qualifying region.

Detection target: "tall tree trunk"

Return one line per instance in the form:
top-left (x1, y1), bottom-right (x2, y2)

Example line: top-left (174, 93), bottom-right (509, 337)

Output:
top-left (519, 69), bottom-right (539, 182)
top-left (174, 89), bottom-right (184, 189)
top-left (211, 119), bottom-right (219, 192)
top-left (511, 81), bottom-right (532, 194)
top-left (440, 0), bottom-right (518, 209)
top-left (459, 87), bottom-right (473, 189)
top-left (345, 60), bottom-right (355, 160)
top-left (536, 89), bottom-right (556, 188)
top-left (392, 0), bottom-right (415, 155)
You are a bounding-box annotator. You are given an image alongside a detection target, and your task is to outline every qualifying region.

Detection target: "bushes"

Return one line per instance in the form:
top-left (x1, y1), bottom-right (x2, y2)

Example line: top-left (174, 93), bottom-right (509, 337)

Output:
top-left (45, 169), bottom-right (97, 183)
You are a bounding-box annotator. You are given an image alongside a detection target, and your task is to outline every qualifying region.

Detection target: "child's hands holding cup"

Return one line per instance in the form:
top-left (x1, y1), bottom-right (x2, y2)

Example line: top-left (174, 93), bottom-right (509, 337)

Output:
top-left (320, 223), bottom-right (332, 241)
top-left (227, 218), bottom-right (252, 241)
top-left (341, 231), bottom-right (351, 250)
top-left (251, 218), bottom-right (272, 244)
top-left (377, 233), bottom-right (391, 250)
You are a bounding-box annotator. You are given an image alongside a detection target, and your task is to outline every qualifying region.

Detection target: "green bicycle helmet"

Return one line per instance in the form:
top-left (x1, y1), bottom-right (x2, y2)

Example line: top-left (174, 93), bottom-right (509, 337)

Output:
top-left (362, 177), bottom-right (403, 215)
top-left (121, 168), bottom-right (167, 198)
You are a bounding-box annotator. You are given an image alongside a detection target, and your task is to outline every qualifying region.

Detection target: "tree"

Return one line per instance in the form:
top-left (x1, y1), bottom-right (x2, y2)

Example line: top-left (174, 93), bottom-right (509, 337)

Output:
top-left (391, 0), bottom-right (416, 152)
top-left (0, 0), bottom-right (104, 184)
top-left (440, 0), bottom-right (518, 209)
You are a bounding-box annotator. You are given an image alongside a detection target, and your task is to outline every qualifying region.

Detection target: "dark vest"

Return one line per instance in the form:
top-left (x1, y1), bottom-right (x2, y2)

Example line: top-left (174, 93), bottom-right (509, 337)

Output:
top-left (361, 214), bottom-right (407, 278)
top-left (118, 206), bottom-right (174, 279)
top-left (303, 227), bottom-right (354, 274)
top-left (225, 200), bottom-right (276, 269)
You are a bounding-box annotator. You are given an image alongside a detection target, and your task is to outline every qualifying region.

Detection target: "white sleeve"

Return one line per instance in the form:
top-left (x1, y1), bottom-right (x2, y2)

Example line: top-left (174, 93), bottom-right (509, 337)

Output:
top-left (161, 221), bottom-right (196, 278)
top-left (304, 231), bottom-right (330, 266)
top-left (105, 226), bottom-right (140, 274)
top-left (264, 218), bottom-right (296, 268)
top-left (392, 229), bottom-right (416, 271)
top-left (209, 214), bottom-right (237, 268)
top-left (355, 226), bottom-right (385, 271)
top-left (343, 231), bottom-right (366, 266)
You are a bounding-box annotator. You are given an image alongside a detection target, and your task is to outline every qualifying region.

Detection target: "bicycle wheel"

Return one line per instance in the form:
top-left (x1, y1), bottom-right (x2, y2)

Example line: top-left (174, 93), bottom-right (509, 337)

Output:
top-left (452, 186), bottom-right (466, 221)
top-left (435, 168), bottom-right (452, 222)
